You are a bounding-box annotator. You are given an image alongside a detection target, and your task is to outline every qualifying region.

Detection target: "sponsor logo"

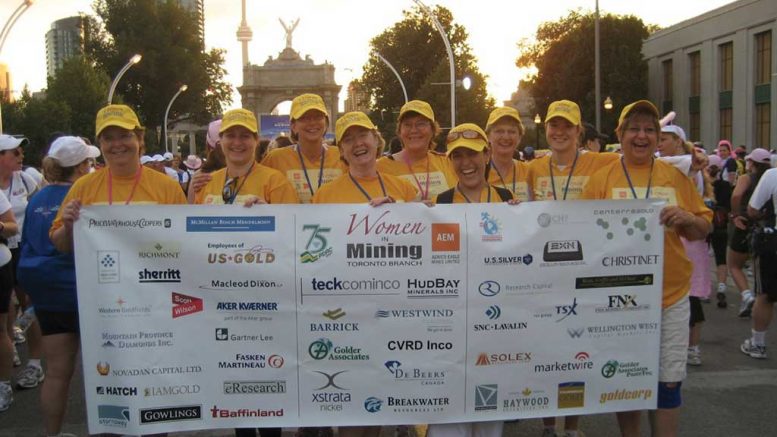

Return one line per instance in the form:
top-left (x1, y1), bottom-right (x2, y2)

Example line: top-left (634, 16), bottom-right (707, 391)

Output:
top-left (594, 294), bottom-right (651, 313)
top-left (534, 352), bottom-right (593, 373)
top-left (387, 340), bottom-right (452, 351)
top-left (215, 328), bottom-right (274, 342)
top-left (384, 360), bottom-right (445, 386)
top-left (311, 309), bottom-right (358, 332)
top-left (346, 242), bottom-right (422, 267)
top-left (138, 242), bottom-right (180, 259)
top-left (364, 397), bottom-right (383, 413)
top-left (567, 328), bottom-right (585, 338)
top-left (98, 362), bottom-right (203, 377)
top-left (314, 370), bottom-right (349, 391)
top-left (537, 213), bottom-right (568, 228)
top-left (476, 352), bottom-right (532, 366)
top-left (474, 384), bottom-right (498, 411)
top-left (308, 277), bottom-right (401, 296)
top-left (215, 300), bottom-right (278, 322)
top-left (223, 380), bottom-right (286, 394)
top-left (97, 405), bottom-right (130, 428)
top-left (101, 330), bottom-right (173, 349)
top-left (599, 388), bottom-right (653, 404)
top-left (346, 210), bottom-right (426, 236)
top-left (218, 354), bottom-right (284, 369)
top-left (386, 396), bottom-right (449, 413)
top-left (207, 245), bottom-right (275, 265)
top-left (407, 278), bottom-right (460, 299)
top-left (542, 240), bottom-right (584, 264)
top-left (432, 223), bottom-right (460, 251)
top-left (89, 218), bottom-right (171, 229)
top-left (187, 216), bottom-right (275, 232)
top-left (210, 405), bottom-right (284, 418)
top-left (602, 254), bottom-right (660, 267)
top-left (300, 224), bottom-right (333, 263)
top-left (554, 298), bottom-right (579, 322)
top-left (558, 382), bottom-right (585, 408)
top-left (202, 280), bottom-right (281, 291)
top-left (480, 212), bottom-right (502, 242)
top-left (501, 282), bottom-right (553, 296)
top-left (308, 338), bottom-right (369, 361)
top-left (595, 216), bottom-right (652, 242)
top-left (374, 308), bottom-right (454, 333)
top-left (138, 268), bottom-right (181, 283)
top-left (311, 371), bottom-right (351, 411)
top-left (98, 251), bottom-right (120, 283)
top-left (485, 305), bottom-right (501, 320)
top-left (139, 405), bottom-right (201, 424)
top-left (502, 387), bottom-right (551, 412)
top-left (96, 386), bottom-right (137, 396)
top-left (172, 293), bottom-right (203, 318)
top-left (600, 360), bottom-right (653, 378)
top-left (143, 384), bottom-right (200, 397)
top-left (323, 308), bottom-right (345, 320)
top-left (575, 274), bottom-right (654, 289)
top-left (97, 297), bottom-right (151, 318)
top-left (483, 254), bottom-right (533, 266)
top-left (473, 321), bottom-right (528, 332)
top-left (478, 281), bottom-right (500, 297)
top-left (584, 322), bottom-right (658, 338)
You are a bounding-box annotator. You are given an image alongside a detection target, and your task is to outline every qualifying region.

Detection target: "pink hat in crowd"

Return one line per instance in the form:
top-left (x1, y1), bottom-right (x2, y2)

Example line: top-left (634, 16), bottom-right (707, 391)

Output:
top-left (717, 140), bottom-right (732, 154)
top-left (707, 154), bottom-right (723, 168)
top-left (183, 154), bottom-right (203, 170)
top-left (206, 119), bottom-right (222, 149)
top-left (745, 148), bottom-right (771, 164)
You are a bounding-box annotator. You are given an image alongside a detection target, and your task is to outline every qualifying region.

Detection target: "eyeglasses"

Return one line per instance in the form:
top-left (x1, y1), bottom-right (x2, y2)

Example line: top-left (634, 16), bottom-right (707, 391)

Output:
top-left (222, 177), bottom-right (239, 204)
top-left (1, 148), bottom-right (22, 157)
top-left (447, 130), bottom-right (487, 144)
top-left (400, 120), bottom-right (432, 131)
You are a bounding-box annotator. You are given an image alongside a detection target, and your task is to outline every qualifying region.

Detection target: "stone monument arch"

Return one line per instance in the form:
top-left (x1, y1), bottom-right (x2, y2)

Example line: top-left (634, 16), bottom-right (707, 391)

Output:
top-left (238, 17), bottom-right (340, 134)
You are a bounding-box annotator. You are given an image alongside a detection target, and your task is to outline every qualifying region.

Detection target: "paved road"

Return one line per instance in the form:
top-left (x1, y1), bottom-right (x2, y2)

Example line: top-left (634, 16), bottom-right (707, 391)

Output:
top-left (1, 277), bottom-right (776, 436)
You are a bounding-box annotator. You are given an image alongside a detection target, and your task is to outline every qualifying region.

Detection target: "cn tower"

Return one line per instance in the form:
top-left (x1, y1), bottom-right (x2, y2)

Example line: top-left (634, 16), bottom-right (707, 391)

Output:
top-left (236, 0), bottom-right (252, 66)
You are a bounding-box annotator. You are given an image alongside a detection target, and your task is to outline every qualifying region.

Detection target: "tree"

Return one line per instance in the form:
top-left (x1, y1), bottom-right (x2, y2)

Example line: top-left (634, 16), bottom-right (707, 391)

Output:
top-left (360, 5), bottom-right (494, 141)
top-left (517, 10), bottom-right (657, 138)
top-left (2, 87), bottom-right (72, 166)
top-left (46, 56), bottom-right (111, 138)
top-left (85, 0), bottom-right (232, 151)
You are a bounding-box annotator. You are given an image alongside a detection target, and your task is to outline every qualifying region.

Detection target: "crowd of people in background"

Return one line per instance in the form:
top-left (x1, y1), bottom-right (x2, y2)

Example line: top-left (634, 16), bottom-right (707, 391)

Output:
top-left (0, 91), bottom-right (775, 437)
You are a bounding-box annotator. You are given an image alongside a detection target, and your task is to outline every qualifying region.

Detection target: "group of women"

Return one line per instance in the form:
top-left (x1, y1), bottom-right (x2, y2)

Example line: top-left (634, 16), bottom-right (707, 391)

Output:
top-left (3, 92), bottom-right (712, 437)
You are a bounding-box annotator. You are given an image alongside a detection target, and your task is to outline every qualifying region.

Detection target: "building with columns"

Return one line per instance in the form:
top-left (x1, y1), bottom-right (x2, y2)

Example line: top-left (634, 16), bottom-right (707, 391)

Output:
top-left (643, 0), bottom-right (776, 149)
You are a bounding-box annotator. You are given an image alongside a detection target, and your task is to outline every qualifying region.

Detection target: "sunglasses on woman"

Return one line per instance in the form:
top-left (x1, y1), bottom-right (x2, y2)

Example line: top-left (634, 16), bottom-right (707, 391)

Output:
top-left (447, 130), bottom-right (487, 144)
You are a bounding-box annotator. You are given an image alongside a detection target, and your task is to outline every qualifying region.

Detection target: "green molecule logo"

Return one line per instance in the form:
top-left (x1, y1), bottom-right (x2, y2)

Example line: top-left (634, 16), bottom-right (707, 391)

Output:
top-left (596, 216), bottom-right (651, 241)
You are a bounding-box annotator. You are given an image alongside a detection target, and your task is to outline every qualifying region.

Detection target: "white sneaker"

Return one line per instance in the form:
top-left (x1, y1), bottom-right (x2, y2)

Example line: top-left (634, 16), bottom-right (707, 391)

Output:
top-left (16, 364), bottom-right (44, 389)
top-left (738, 292), bottom-right (755, 317)
top-left (741, 338), bottom-right (767, 359)
top-left (12, 346), bottom-right (20, 367)
top-left (0, 382), bottom-right (12, 412)
top-left (687, 348), bottom-right (702, 366)
top-left (717, 283), bottom-right (727, 293)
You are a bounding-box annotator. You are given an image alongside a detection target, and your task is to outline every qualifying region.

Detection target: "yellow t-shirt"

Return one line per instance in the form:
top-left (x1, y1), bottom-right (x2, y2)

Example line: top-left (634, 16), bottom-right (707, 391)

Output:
top-left (260, 145), bottom-right (346, 203)
top-left (488, 160), bottom-right (530, 202)
top-left (194, 164), bottom-right (299, 205)
top-left (50, 166), bottom-right (187, 233)
top-left (312, 172), bottom-right (419, 204)
top-left (581, 158), bottom-right (713, 308)
top-left (527, 152), bottom-right (619, 201)
top-left (376, 151), bottom-right (457, 200)
top-left (445, 186), bottom-right (514, 204)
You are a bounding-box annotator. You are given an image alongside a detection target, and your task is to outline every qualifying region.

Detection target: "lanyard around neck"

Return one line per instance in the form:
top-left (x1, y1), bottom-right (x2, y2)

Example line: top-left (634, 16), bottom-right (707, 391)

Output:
top-left (490, 159), bottom-right (516, 194)
top-left (549, 151), bottom-right (579, 200)
top-left (224, 162), bottom-right (256, 204)
top-left (620, 157), bottom-right (654, 199)
top-left (402, 152), bottom-right (431, 200)
top-left (456, 183), bottom-right (491, 203)
top-left (107, 166), bottom-right (143, 205)
top-left (349, 172), bottom-right (387, 202)
top-left (297, 144), bottom-right (326, 197)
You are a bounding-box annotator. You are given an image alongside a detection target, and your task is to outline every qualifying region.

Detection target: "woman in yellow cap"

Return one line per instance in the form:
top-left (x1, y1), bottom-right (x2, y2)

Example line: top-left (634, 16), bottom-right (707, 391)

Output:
top-left (313, 111), bottom-right (417, 204)
top-left (50, 104), bottom-right (186, 252)
top-left (581, 100), bottom-right (711, 437)
top-left (485, 107), bottom-right (530, 202)
top-left (193, 108), bottom-right (298, 206)
top-left (261, 93), bottom-right (346, 203)
top-left (377, 100), bottom-right (457, 201)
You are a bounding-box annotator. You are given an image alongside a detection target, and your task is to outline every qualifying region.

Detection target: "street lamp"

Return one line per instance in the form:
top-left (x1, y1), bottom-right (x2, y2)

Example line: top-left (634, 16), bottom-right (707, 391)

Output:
top-left (603, 96), bottom-right (613, 110)
top-left (372, 51), bottom-right (408, 104)
top-left (534, 114), bottom-right (542, 148)
top-left (594, 0), bottom-right (602, 131)
top-left (0, 0), bottom-right (34, 134)
top-left (163, 84), bottom-right (188, 153)
top-left (107, 54), bottom-right (142, 104)
top-left (412, 0), bottom-right (456, 126)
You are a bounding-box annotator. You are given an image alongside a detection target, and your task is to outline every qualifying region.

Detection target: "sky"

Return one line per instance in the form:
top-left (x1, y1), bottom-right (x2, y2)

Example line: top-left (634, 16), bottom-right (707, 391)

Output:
top-left (1, 0), bottom-right (735, 113)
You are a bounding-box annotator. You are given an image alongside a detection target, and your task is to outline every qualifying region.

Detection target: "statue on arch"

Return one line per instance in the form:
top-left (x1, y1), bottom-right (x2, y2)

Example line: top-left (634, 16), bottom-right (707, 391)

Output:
top-left (279, 18), bottom-right (300, 50)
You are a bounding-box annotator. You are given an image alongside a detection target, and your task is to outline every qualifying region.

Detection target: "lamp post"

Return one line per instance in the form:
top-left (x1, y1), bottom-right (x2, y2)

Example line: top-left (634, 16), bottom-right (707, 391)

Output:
top-left (594, 0), bottom-right (601, 131)
top-left (372, 51), bottom-right (408, 104)
top-left (534, 113), bottom-right (542, 148)
top-left (412, 0), bottom-right (456, 126)
top-left (0, 0), bottom-right (34, 134)
top-left (107, 54), bottom-right (142, 104)
top-left (163, 84), bottom-right (188, 154)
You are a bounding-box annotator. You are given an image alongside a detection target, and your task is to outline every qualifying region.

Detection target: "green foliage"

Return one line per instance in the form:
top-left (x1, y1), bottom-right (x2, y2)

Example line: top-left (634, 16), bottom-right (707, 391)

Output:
top-left (360, 5), bottom-right (494, 140)
top-left (47, 56), bottom-right (111, 139)
top-left (517, 9), bottom-right (652, 138)
top-left (86, 0), bottom-right (232, 150)
top-left (2, 87), bottom-right (71, 166)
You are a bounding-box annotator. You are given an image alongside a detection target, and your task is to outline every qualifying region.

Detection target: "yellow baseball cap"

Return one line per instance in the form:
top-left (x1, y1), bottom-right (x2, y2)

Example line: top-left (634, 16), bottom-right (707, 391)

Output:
top-left (95, 104), bottom-right (142, 137)
top-left (617, 100), bottom-right (659, 129)
top-left (399, 100), bottom-right (435, 122)
top-left (446, 123), bottom-right (488, 156)
top-left (335, 112), bottom-right (376, 143)
top-left (486, 106), bottom-right (524, 133)
top-left (290, 93), bottom-right (329, 120)
top-left (546, 100), bottom-right (581, 126)
top-left (220, 108), bottom-right (258, 134)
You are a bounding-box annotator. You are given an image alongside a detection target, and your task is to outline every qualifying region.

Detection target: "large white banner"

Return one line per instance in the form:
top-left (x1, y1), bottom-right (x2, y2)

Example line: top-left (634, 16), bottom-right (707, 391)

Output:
top-left (75, 201), bottom-right (665, 435)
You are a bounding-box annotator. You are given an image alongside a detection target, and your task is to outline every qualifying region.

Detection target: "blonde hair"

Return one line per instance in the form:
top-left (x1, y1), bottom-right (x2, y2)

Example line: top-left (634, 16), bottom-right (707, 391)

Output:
top-left (42, 156), bottom-right (81, 183)
top-left (396, 116), bottom-right (442, 150)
